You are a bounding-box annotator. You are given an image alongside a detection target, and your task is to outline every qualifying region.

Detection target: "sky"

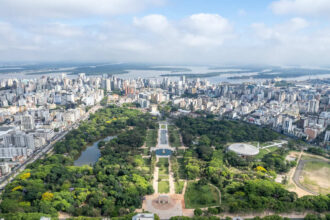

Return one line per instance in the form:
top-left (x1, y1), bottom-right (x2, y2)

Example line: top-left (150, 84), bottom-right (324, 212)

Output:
top-left (0, 0), bottom-right (330, 66)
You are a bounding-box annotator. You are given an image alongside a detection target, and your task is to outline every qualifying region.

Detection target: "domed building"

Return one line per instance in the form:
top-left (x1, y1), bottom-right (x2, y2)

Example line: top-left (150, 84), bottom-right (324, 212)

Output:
top-left (228, 143), bottom-right (259, 157)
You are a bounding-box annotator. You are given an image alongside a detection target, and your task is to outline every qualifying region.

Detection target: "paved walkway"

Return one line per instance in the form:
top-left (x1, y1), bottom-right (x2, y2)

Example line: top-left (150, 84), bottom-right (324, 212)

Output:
top-left (260, 140), bottom-right (288, 149)
top-left (143, 194), bottom-right (183, 220)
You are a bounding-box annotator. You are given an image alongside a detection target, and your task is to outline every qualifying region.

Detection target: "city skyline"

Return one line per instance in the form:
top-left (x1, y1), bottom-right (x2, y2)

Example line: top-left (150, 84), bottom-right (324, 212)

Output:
top-left (1, 0), bottom-right (330, 66)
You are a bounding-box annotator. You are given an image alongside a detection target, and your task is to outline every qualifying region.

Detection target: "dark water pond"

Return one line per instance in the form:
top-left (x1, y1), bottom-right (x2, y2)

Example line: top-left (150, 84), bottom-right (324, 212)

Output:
top-left (74, 136), bottom-right (116, 166)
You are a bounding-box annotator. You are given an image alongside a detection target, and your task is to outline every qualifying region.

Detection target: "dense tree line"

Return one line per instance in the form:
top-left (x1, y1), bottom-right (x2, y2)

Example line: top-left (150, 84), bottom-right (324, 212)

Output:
top-left (224, 179), bottom-right (329, 213)
top-left (174, 116), bottom-right (329, 214)
top-left (175, 117), bottom-right (280, 147)
top-left (0, 106), bottom-right (156, 218)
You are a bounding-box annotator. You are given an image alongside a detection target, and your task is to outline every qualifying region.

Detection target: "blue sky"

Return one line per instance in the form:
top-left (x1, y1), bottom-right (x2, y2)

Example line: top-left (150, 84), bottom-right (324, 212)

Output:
top-left (0, 0), bottom-right (330, 66)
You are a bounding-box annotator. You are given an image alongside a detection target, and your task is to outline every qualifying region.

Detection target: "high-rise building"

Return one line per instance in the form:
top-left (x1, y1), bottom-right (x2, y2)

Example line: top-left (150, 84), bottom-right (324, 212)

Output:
top-left (324, 130), bottom-right (330, 143)
top-left (308, 99), bottom-right (319, 113)
top-left (22, 115), bottom-right (35, 130)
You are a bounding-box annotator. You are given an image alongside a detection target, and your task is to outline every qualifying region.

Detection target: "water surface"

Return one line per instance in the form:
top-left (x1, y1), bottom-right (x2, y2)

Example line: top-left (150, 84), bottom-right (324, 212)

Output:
top-left (74, 136), bottom-right (116, 166)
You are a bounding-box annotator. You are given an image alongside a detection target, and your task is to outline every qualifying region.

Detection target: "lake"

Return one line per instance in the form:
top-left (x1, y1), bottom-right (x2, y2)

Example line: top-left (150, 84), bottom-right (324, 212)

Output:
top-left (74, 136), bottom-right (116, 166)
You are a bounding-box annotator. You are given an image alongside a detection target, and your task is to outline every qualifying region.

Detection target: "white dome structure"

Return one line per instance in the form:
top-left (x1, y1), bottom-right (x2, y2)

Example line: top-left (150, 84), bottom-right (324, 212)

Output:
top-left (228, 143), bottom-right (259, 156)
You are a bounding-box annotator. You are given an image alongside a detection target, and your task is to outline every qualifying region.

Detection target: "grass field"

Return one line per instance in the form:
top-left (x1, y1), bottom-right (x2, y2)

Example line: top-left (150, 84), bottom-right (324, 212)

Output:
top-left (158, 158), bottom-right (169, 180)
top-left (168, 125), bottom-right (181, 148)
top-left (140, 158), bottom-right (150, 174)
top-left (161, 124), bottom-right (166, 129)
top-left (301, 161), bottom-right (330, 195)
top-left (184, 182), bottom-right (220, 208)
top-left (255, 146), bottom-right (279, 160)
top-left (146, 129), bottom-right (158, 148)
top-left (175, 181), bottom-right (185, 194)
top-left (158, 181), bottom-right (169, 193)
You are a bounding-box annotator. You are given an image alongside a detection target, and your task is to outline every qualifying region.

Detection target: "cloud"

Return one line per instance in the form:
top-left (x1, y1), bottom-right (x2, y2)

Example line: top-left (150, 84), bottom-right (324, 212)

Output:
top-left (1, 10), bottom-right (330, 67)
top-left (252, 17), bottom-right (309, 42)
top-left (133, 13), bottom-right (234, 47)
top-left (0, 0), bottom-right (164, 19)
top-left (270, 0), bottom-right (330, 16)
top-left (250, 17), bottom-right (330, 66)
top-left (133, 14), bottom-right (172, 34)
top-left (30, 23), bottom-right (84, 38)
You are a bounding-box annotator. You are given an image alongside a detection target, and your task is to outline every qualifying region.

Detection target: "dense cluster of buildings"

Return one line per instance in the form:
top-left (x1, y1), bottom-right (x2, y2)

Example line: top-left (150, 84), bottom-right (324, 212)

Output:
top-left (105, 76), bottom-right (330, 148)
top-left (0, 72), bottom-right (329, 177)
top-left (0, 73), bottom-right (106, 177)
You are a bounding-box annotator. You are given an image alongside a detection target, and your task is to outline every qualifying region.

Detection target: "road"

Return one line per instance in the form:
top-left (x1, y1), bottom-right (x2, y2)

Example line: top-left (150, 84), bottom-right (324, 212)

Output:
top-left (0, 104), bottom-right (101, 192)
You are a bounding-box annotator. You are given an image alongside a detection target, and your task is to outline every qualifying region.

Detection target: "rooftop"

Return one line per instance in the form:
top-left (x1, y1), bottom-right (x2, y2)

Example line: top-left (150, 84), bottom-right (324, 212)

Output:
top-left (228, 143), bottom-right (259, 156)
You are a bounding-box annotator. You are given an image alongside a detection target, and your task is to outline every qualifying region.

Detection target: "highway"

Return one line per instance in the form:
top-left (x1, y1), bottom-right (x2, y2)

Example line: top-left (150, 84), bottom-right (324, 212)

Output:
top-left (0, 104), bottom-right (101, 192)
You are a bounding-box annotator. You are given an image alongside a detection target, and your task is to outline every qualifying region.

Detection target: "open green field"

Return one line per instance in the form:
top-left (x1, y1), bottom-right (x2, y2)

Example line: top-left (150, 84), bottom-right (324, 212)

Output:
top-left (140, 158), bottom-right (150, 175)
top-left (146, 129), bottom-right (158, 147)
top-left (168, 125), bottom-right (181, 148)
top-left (255, 146), bottom-right (279, 160)
top-left (158, 181), bottom-right (169, 193)
top-left (301, 161), bottom-right (330, 195)
top-left (157, 158), bottom-right (169, 175)
top-left (175, 181), bottom-right (185, 194)
top-left (184, 182), bottom-right (220, 208)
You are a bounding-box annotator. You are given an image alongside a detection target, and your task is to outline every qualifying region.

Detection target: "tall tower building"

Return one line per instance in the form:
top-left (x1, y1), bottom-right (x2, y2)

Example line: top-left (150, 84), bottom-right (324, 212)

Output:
top-left (22, 115), bottom-right (35, 130)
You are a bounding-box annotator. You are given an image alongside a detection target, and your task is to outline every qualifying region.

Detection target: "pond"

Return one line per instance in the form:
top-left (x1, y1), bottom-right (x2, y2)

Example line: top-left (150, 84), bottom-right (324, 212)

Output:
top-left (74, 136), bottom-right (116, 166)
top-left (155, 149), bottom-right (172, 156)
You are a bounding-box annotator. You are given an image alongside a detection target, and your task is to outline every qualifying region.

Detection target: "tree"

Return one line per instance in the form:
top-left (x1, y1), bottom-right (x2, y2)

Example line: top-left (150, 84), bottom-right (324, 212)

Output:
top-left (194, 208), bottom-right (203, 216)
top-left (42, 192), bottom-right (54, 201)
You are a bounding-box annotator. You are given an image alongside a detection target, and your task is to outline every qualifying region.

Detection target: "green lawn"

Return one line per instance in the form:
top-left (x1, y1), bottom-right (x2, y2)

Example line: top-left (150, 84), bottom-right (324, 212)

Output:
top-left (140, 158), bottom-right (151, 174)
top-left (158, 181), bottom-right (169, 193)
top-left (301, 161), bottom-right (330, 195)
top-left (168, 125), bottom-right (181, 148)
top-left (146, 129), bottom-right (158, 147)
top-left (255, 147), bottom-right (279, 160)
top-left (175, 181), bottom-right (185, 194)
top-left (158, 174), bottom-right (169, 180)
top-left (304, 161), bottom-right (330, 170)
top-left (157, 158), bottom-right (169, 175)
top-left (161, 124), bottom-right (166, 129)
top-left (184, 182), bottom-right (220, 208)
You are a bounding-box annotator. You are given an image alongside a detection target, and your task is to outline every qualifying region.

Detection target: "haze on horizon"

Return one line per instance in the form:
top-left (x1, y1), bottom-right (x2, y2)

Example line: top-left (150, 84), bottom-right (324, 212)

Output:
top-left (0, 0), bottom-right (330, 67)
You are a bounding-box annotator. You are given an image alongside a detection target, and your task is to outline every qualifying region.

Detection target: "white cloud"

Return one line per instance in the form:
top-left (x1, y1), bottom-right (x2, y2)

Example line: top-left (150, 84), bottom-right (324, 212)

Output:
top-left (184, 13), bottom-right (232, 36)
top-left (133, 14), bottom-right (172, 34)
top-left (271, 0), bottom-right (330, 16)
top-left (1, 11), bottom-right (330, 67)
top-left (0, 0), bottom-right (164, 19)
top-left (30, 23), bottom-right (83, 38)
top-left (133, 13), bottom-right (234, 47)
top-left (250, 17), bottom-right (330, 66)
top-left (252, 17), bottom-right (309, 41)
top-left (182, 14), bottom-right (234, 46)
